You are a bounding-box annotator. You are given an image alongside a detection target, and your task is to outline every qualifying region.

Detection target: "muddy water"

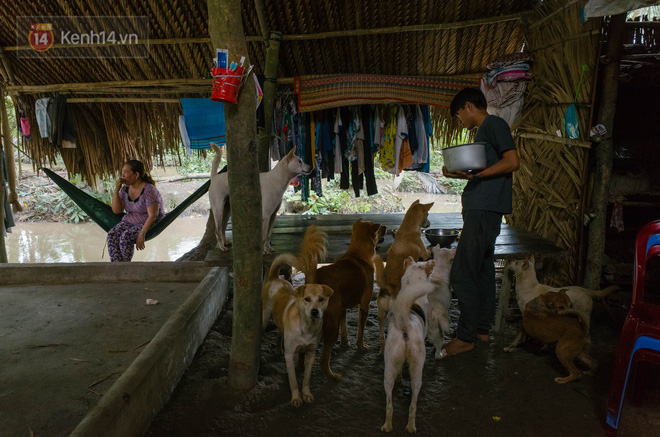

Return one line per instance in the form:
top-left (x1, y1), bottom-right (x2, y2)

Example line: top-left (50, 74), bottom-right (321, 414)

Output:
top-left (5, 217), bottom-right (208, 263)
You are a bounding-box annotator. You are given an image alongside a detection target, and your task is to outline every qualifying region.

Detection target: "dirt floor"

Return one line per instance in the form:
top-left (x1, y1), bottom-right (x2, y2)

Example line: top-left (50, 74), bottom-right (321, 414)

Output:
top-left (145, 278), bottom-right (660, 437)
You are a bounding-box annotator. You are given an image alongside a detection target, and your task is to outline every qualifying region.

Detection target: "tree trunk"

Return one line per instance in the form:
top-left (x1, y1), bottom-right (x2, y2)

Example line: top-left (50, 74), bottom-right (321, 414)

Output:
top-left (0, 122), bottom-right (6, 263)
top-left (208, 0), bottom-right (263, 390)
top-left (584, 14), bottom-right (625, 289)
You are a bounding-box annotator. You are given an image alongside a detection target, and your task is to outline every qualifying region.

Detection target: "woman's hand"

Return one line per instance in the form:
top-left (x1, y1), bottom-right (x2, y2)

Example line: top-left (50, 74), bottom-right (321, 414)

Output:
top-left (136, 232), bottom-right (146, 250)
top-left (115, 178), bottom-right (126, 191)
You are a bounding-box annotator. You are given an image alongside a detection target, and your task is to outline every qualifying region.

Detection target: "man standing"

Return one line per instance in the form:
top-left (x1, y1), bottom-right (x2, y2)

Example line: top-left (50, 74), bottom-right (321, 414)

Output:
top-left (441, 87), bottom-right (519, 357)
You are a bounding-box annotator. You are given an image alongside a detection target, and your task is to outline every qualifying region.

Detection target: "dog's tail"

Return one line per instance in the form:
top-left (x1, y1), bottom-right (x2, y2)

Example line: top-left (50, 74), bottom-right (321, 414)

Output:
top-left (584, 285), bottom-right (620, 299)
top-left (296, 225), bottom-right (327, 282)
top-left (266, 253), bottom-right (298, 282)
top-left (392, 281), bottom-right (435, 331)
top-left (210, 143), bottom-right (223, 179)
top-left (373, 255), bottom-right (390, 296)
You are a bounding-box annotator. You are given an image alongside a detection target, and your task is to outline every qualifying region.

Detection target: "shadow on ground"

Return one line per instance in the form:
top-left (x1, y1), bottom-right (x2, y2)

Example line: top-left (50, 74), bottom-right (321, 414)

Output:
top-left (146, 285), bottom-right (660, 437)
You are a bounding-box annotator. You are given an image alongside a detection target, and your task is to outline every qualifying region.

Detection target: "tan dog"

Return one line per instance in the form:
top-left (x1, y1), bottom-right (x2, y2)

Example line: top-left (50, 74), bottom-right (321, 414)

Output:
top-left (209, 143), bottom-right (312, 254)
top-left (520, 290), bottom-right (596, 384)
top-left (375, 200), bottom-right (434, 354)
top-left (299, 219), bottom-right (387, 381)
top-left (262, 226), bottom-right (332, 406)
top-left (509, 255), bottom-right (619, 335)
top-left (382, 257), bottom-right (435, 433)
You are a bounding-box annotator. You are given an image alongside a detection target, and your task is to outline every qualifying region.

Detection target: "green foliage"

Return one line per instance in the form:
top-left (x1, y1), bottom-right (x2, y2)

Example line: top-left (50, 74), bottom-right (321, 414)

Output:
top-left (160, 147), bottom-right (223, 174)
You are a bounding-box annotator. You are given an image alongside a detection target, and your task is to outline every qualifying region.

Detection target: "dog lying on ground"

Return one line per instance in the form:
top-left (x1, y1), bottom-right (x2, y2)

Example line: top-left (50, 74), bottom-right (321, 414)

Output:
top-left (508, 255), bottom-right (619, 336)
top-left (375, 200), bottom-right (434, 354)
top-left (298, 219), bottom-right (387, 381)
top-left (261, 226), bottom-right (333, 406)
top-left (381, 257), bottom-right (435, 433)
top-left (426, 245), bottom-right (456, 359)
top-left (209, 143), bottom-right (312, 253)
top-left (519, 290), bottom-right (596, 384)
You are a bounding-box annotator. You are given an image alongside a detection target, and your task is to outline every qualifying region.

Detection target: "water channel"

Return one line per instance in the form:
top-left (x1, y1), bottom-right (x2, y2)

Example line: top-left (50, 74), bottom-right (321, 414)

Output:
top-left (6, 217), bottom-right (208, 263)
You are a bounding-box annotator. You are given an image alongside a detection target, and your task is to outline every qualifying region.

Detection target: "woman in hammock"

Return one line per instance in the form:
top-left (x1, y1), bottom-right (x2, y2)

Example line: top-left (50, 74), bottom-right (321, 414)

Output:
top-left (108, 160), bottom-right (165, 262)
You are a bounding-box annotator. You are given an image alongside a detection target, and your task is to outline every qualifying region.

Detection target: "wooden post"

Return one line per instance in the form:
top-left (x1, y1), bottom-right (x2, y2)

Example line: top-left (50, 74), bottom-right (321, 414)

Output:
top-left (258, 31), bottom-right (281, 172)
top-left (0, 120), bottom-right (6, 263)
top-left (0, 89), bottom-right (21, 213)
top-left (584, 14), bottom-right (626, 289)
top-left (208, 0), bottom-right (263, 390)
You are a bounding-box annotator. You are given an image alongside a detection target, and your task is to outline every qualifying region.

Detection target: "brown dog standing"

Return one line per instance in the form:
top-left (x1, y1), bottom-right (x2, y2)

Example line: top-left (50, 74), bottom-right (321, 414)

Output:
top-left (375, 199), bottom-right (434, 354)
top-left (300, 219), bottom-right (386, 381)
top-left (521, 290), bottom-right (596, 384)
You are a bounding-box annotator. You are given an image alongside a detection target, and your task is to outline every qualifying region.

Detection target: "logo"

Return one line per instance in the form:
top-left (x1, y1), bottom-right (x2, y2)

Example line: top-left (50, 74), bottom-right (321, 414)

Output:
top-left (29, 23), bottom-right (53, 51)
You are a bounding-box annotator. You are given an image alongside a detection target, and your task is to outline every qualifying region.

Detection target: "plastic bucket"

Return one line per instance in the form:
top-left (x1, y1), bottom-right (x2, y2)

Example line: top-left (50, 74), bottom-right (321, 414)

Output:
top-left (211, 66), bottom-right (245, 104)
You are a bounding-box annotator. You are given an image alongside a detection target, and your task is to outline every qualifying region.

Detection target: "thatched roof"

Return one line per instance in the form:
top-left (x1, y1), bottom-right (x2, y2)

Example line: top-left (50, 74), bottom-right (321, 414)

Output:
top-left (0, 0), bottom-right (537, 182)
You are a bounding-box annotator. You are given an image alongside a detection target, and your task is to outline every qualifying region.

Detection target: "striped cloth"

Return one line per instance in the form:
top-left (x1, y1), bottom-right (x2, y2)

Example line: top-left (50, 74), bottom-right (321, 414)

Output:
top-left (294, 74), bottom-right (482, 113)
top-left (180, 98), bottom-right (226, 149)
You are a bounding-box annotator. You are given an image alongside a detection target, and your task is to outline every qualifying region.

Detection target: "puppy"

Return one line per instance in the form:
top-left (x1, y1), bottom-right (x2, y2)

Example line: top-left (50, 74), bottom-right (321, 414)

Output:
top-left (299, 219), bottom-right (387, 381)
top-left (520, 290), bottom-right (596, 384)
top-left (262, 227), bottom-right (333, 407)
top-left (209, 143), bottom-right (312, 254)
top-left (381, 257), bottom-right (435, 433)
top-left (509, 255), bottom-right (619, 335)
top-left (426, 245), bottom-right (456, 359)
top-left (375, 200), bottom-right (434, 354)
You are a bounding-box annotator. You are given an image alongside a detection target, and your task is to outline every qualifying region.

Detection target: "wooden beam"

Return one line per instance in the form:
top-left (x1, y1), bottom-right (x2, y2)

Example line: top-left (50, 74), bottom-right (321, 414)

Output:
top-left (3, 37), bottom-right (212, 52)
top-left (529, 0), bottom-right (582, 30)
top-left (584, 14), bottom-right (626, 289)
top-left (528, 29), bottom-right (600, 54)
top-left (67, 98), bottom-right (181, 103)
top-left (5, 78), bottom-right (211, 93)
top-left (258, 31), bottom-right (281, 171)
top-left (253, 0), bottom-right (270, 43)
top-left (274, 11), bottom-right (531, 41)
top-left (517, 132), bottom-right (592, 149)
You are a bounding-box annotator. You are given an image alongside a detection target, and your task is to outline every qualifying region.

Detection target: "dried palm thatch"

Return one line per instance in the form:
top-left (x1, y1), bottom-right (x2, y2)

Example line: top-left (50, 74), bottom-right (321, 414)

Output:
top-left (509, 0), bottom-right (601, 285)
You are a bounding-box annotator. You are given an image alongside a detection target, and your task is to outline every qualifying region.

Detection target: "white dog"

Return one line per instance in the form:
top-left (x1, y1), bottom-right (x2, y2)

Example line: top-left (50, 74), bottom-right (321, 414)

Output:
top-left (382, 257), bottom-right (435, 434)
top-left (426, 246), bottom-right (456, 359)
top-left (209, 143), bottom-right (312, 253)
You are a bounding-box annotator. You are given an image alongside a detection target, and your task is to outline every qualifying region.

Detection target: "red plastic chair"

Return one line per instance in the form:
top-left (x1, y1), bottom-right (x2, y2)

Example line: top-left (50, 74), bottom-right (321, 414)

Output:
top-left (606, 220), bottom-right (660, 434)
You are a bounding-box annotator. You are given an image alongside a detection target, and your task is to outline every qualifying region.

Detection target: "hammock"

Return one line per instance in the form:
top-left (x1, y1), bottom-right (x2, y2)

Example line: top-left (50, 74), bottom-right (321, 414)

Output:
top-left (40, 168), bottom-right (210, 241)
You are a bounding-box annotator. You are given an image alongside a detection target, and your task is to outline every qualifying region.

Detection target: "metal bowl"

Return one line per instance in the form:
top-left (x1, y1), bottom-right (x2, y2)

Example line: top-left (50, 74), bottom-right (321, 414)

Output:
top-left (442, 143), bottom-right (487, 173)
top-left (424, 228), bottom-right (460, 247)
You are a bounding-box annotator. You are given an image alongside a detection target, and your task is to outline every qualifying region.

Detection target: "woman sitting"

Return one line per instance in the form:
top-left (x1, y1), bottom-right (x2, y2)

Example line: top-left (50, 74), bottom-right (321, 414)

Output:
top-left (108, 160), bottom-right (165, 262)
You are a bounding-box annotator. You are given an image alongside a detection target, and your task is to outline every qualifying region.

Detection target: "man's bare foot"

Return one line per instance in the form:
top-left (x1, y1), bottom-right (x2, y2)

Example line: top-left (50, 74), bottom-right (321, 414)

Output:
top-left (441, 338), bottom-right (475, 358)
top-left (477, 334), bottom-right (491, 344)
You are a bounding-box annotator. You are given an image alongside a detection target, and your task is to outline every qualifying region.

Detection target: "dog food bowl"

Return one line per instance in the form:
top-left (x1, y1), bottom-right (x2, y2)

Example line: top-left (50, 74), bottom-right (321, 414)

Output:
top-left (442, 143), bottom-right (487, 173)
top-left (424, 228), bottom-right (460, 247)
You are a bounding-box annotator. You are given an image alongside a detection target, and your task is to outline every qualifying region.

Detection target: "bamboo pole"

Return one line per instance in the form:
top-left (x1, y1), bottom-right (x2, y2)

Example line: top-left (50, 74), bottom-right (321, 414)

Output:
top-left (258, 31), bottom-right (281, 172)
top-left (253, 0), bottom-right (270, 43)
top-left (584, 14), bottom-right (626, 289)
top-left (0, 88), bottom-right (21, 212)
top-left (208, 0), bottom-right (262, 391)
top-left (0, 114), bottom-right (6, 263)
top-left (67, 98), bottom-right (181, 103)
top-left (5, 78), bottom-right (211, 93)
top-left (516, 132), bottom-right (592, 148)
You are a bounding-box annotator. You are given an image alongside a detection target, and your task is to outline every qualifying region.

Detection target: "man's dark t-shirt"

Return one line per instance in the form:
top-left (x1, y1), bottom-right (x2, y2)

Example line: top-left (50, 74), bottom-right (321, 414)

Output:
top-left (461, 115), bottom-right (516, 214)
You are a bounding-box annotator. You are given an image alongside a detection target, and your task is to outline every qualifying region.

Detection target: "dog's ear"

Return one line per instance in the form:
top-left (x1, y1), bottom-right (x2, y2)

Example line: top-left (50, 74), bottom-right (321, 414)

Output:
top-left (425, 260), bottom-right (435, 277)
top-left (530, 254), bottom-right (535, 264)
top-left (321, 285), bottom-right (334, 297)
top-left (423, 202), bottom-right (434, 211)
top-left (448, 248), bottom-right (457, 258)
top-left (522, 258), bottom-right (530, 270)
top-left (411, 199), bottom-right (420, 206)
top-left (285, 147), bottom-right (296, 160)
top-left (403, 256), bottom-right (415, 270)
top-left (294, 284), bottom-right (307, 298)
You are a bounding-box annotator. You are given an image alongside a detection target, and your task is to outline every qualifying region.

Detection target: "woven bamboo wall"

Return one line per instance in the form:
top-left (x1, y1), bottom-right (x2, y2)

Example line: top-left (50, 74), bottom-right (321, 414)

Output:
top-left (510, 0), bottom-right (602, 284)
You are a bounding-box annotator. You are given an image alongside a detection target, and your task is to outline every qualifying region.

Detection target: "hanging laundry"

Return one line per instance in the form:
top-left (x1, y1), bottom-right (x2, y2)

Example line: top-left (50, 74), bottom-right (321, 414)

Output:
top-left (379, 106), bottom-right (398, 171)
top-left (481, 53), bottom-right (534, 127)
top-left (35, 97), bottom-right (51, 139)
top-left (47, 95), bottom-right (77, 148)
top-left (178, 115), bottom-right (192, 157)
top-left (19, 109), bottom-right (31, 141)
top-left (181, 98), bottom-right (226, 149)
